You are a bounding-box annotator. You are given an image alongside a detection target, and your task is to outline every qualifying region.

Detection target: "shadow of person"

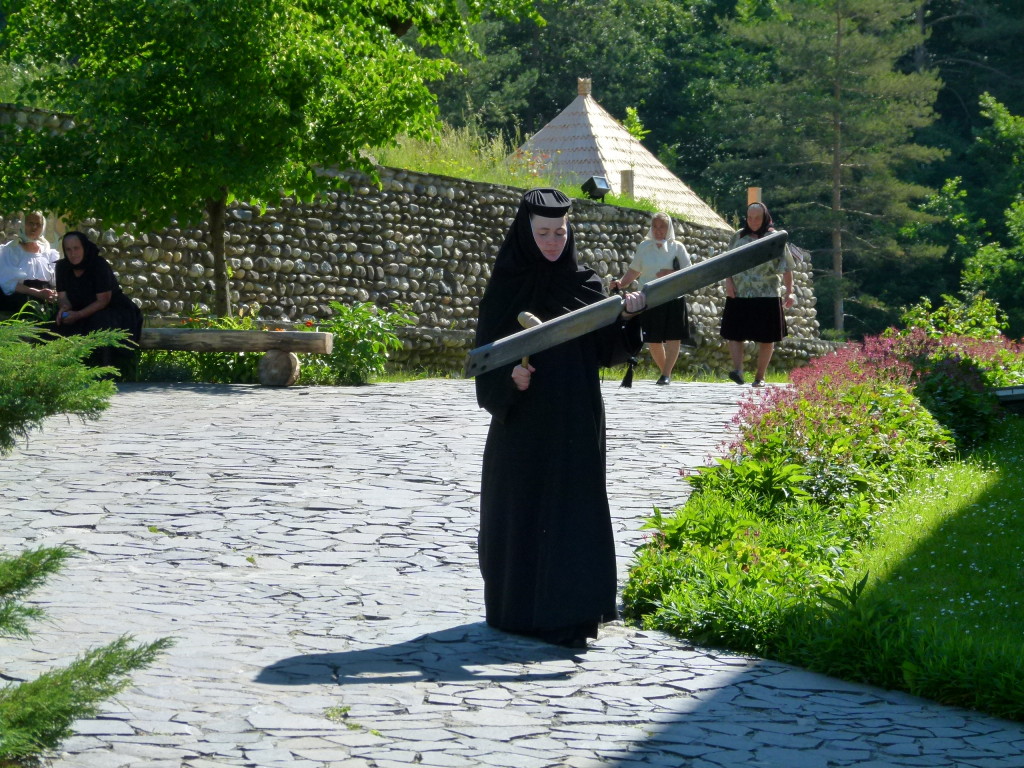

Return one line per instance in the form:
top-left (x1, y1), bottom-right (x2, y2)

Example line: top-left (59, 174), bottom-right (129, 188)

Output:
top-left (254, 622), bottom-right (580, 687)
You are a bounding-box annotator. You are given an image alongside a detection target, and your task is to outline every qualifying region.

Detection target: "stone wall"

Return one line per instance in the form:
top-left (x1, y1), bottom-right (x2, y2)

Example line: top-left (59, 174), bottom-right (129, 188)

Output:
top-left (1, 154), bottom-right (830, 373)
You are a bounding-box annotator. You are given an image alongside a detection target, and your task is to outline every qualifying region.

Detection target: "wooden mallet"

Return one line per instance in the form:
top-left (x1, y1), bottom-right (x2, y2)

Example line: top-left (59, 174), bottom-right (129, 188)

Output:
top-left (517, 311), bottom-right (543, 368)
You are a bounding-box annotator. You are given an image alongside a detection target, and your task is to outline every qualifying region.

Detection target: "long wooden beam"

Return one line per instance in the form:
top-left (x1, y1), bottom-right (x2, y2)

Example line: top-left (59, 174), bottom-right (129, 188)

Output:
top-left (464, 230), bottom-right (788, 378)
top-left (139, 328), bottom-right (333, 354)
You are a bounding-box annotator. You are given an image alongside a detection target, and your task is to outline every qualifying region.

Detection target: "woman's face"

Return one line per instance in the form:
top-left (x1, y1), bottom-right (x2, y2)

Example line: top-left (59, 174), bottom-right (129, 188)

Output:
top-left (24, 214), bottom-right (44, 240)
top-left (531, 215), bottom-right (568, 262)
top-left (746, 205), bottom-right (765, 232)
top-left (63, 236), bottom-right (85, 266)
top-left (651, 217), bottom-right (669, 240)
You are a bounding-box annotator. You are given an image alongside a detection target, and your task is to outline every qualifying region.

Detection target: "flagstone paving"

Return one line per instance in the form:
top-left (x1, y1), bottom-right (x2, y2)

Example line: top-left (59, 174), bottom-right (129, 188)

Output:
top-left (2, 379), bottom-right (1023, 768)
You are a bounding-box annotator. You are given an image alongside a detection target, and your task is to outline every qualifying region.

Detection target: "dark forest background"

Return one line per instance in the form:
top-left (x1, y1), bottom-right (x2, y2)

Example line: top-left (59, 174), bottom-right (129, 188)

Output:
top-left (2, 1), bottom-right (1022, 339)
top-left (420, 0), bottom-right (1024, 339)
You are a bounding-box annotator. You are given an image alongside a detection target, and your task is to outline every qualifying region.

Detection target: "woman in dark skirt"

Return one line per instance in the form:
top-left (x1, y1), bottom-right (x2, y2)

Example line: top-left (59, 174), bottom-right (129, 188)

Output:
top-left (475, 188), bottom-right (646, 649)
top-left (720, 202), bottom-right (795, 387)
top-left (54, 230), bottom-right (142, 369)
top-left (609, 212), bottom-right (692, 385)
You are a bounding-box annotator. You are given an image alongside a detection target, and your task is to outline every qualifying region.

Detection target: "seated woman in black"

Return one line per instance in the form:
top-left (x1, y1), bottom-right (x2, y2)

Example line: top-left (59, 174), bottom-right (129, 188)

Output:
top-left (55, 230), bottom-right (143, 368)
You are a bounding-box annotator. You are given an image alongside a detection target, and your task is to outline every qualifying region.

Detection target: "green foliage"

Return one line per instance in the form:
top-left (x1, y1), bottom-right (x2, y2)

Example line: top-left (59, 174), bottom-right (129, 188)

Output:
top-left (0, 318), bottom-right (122, 455)
top-left (625, 326), bottom-right (1024, 717)
top-left (0, 548), bottom-right (73, 639)
top-left (622, 107), bottom-right (650, 142)
top-left (299, 301), bottom-right (416, 385)
top-left (688, 456), bottom-right (810, 513)
top-left (0, 547), bottom-right (173, 760)
top-left (625, 492), bottom-right (853, 653)
top-left (0, 0), bottom-right (539, 315)
top-left (900, 293), bottom-right (1008, 340)
top-left (711, 0), bottom-right (944, 335)
top-left (0, 635), bottom-right (173, 760)
top-left (961, 207), bottom-right (1024, 338)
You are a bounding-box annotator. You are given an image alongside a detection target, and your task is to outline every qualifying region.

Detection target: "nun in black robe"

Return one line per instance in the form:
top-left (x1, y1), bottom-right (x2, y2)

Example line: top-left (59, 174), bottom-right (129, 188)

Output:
top-left (475, 189), bottom-right (644, 649)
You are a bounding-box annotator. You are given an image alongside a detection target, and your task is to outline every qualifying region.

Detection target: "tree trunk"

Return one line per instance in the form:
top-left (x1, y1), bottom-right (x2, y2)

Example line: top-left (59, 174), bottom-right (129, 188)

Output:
top-left (205, 190), bottom-right (231, 317)
top-left (832, 4), bottom-right (845, 333)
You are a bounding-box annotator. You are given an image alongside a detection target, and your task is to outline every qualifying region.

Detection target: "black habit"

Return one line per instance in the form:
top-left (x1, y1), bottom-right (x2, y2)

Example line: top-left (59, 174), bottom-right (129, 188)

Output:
top-left (475, 189), bottom-right (641, 646)
top-left (55, 232), bottom-right (143, 365)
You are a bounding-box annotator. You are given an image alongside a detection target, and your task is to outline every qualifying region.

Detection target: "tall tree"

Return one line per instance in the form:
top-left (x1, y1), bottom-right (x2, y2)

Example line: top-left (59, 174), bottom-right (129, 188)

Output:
top-left (711, 0), bottom-right (944, 335)
top-left (425, 0), bottom-right (742, 197)
top-left (0, 0), bottom-right (538, 315)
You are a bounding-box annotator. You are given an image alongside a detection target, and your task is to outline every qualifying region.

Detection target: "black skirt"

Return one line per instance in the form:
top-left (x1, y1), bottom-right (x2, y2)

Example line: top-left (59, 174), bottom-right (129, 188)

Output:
top-left (641, 296), bottom-right (689, 344)
top-left (720, 296), bottom-right (788, 343)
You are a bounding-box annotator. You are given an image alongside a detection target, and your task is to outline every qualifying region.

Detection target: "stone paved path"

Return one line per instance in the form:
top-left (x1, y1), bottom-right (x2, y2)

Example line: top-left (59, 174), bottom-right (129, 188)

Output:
top-left (3, 379), bottom-right (1023, 768)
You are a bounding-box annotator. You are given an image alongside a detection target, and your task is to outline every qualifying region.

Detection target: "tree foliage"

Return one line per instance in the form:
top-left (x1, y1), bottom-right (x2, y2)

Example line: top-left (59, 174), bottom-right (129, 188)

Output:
top-left (0, 547), bottom-right (172, 761)
top-left (710, 0), bottom-right (944, 334)
top-left (0, 319), bottom-right (121, 455)
top-left (0, 0), bottom-right (539, 315)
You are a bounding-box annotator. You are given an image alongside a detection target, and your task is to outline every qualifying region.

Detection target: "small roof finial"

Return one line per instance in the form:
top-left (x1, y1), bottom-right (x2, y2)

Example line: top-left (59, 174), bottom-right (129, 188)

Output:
top-left (578, 78), bottom-right (592, 96)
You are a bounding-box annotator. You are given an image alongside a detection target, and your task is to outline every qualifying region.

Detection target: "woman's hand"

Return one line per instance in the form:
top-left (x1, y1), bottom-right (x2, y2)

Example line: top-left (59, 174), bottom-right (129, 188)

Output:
top-left (35, 287), bottom-right (57, 303)
top-left (608, 279), bottom-right (621, 292)
top-left (622, 291), bottom-right (646, 317)
top-left (57, 309), bottom-right (78, 326)
top-left (512, 363), bottom-right (535, 391)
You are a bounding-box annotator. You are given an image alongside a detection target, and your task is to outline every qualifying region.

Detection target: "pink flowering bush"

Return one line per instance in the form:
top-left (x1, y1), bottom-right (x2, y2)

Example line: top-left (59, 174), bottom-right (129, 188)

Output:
top-left (625, 326), bottom-right (1022, 656)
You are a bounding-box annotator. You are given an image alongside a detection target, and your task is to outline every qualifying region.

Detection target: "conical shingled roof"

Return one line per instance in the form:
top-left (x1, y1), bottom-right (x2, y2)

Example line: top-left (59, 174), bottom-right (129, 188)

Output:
top-left (516, 79), bottom-right (731, 231)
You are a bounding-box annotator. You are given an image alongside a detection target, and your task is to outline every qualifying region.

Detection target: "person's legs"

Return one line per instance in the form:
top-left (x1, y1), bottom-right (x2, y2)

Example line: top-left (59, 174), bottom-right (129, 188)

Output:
top-left (661, 340), bottom-right (681, 377)
top-left (754, 342), bottom-right (775, 383)
top-left (648, 342), bottom-right (666, 374)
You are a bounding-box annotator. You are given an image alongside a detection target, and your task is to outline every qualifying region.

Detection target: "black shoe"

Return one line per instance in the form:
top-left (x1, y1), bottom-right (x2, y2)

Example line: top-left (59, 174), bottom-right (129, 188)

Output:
top-left (656, 375), bottom-right (670, 385)
top-left (728, 370), bottom-right (745, 385)
top-left (752, 379), bottom-right (767, 388)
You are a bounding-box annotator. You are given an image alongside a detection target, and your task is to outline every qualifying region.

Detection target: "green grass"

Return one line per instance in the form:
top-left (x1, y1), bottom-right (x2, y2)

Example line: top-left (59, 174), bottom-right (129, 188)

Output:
top-left (371, 124), bottom-right (667, 219)
top-left (855, 415), bottom-right (1024, 647)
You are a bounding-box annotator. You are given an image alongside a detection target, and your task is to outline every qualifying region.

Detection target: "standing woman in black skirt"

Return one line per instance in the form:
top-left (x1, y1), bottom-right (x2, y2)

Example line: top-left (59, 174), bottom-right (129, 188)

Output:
top-left (609, 212), bottom-right (692, 385)
top-left (720, 202), bottom-right (795, 387)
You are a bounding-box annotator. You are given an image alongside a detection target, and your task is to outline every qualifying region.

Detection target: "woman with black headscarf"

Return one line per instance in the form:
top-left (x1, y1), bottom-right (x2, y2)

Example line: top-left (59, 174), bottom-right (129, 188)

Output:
top-left (55, 230), bottom-right (143, 368)
top-left (720, 202), bottom-right (795, 387)
top-left (475, 188), bottom-right (645, 649)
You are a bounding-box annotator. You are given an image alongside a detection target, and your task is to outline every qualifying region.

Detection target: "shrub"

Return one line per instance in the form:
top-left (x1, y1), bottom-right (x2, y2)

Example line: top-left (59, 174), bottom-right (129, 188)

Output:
top-left (0, 318), bottom-right (122, 455)
top-left (0, 548), bottom-right (172, 761)
top-left (298, 301), bottom-right (415, 385)
top-left (623, 321), bottom-right (1024, 720)
top-left (900, 292), bottom-right (1008, 340)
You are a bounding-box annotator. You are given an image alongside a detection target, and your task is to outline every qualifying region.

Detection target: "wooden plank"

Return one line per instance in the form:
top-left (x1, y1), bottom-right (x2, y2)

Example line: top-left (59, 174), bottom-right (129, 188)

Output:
top-left (994, 386), bottom-right (1024, 413)
top-left (140, 328), bottom-right (333, 354)
top-left (464, 230), bottom-right (788, 377)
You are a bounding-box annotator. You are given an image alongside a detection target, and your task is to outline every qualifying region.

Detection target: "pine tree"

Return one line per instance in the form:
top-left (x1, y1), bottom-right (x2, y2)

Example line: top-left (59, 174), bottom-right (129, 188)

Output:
top-left (713, 0), bottom-right (944, 334)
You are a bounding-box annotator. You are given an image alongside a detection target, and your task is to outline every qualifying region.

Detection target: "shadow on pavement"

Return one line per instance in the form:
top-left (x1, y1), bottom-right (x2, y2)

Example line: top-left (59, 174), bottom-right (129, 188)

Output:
top-left (255, 622), bottom-right (579, 686)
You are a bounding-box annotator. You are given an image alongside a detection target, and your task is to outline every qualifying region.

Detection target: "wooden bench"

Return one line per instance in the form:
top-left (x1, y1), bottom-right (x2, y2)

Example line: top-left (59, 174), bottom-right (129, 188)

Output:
top-left (139, 328), bottom-right (333, 386)
top-left (993, 385), bottom-right (1024, 414)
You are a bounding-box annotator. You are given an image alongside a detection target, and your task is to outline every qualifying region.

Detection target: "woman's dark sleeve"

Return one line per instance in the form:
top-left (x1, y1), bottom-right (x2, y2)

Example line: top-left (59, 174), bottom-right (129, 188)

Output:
top-left (54, 261), bottom-right (68, 292)
top-left (93, 259), bottom-right (118, 293)
top-left (475, 363), bottom-right (523, 424)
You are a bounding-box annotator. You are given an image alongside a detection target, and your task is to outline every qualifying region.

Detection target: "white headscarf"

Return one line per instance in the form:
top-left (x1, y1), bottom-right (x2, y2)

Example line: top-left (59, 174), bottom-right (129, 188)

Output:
top-left (17, 211), bottom-right (49, 247)
top-left (644, 212), bottom-right (676, 250)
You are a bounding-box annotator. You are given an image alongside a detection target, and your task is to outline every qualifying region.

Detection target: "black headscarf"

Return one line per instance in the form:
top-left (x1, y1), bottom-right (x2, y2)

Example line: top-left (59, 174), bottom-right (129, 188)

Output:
top-left (60, 230), bottom-right (104, 273)
top-left (476, 189), bottom-right (605, 347)
top-left (738, 202), bottom-right (774, 238)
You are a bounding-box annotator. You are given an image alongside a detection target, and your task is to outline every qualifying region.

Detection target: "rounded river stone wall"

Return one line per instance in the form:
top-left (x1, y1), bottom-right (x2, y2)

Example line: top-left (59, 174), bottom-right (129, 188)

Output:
top-left (1, 161), bottom-right (830, 374)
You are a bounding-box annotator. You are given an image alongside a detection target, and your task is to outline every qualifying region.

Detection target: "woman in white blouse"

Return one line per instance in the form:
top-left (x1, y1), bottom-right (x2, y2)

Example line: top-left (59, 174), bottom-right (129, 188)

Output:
top-left (0, 211), bottom-right (59, 312)
top-left (609, 212), bottom-right (692, 385)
